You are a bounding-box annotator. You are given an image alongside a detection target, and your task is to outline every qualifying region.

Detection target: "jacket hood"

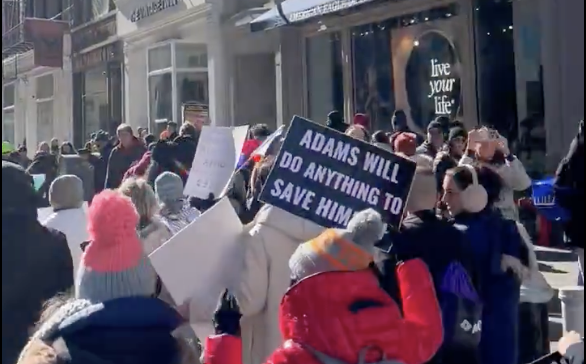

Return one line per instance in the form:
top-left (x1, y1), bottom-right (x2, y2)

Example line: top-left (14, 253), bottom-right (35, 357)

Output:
top-left (32, 297), bottom-right (183, 364)
top-left (253, 205), bottom-right (324, 242)
top-left (279, 270), bottom-right (406, 363)
top-left (2, 161), bottom-right (40, 218)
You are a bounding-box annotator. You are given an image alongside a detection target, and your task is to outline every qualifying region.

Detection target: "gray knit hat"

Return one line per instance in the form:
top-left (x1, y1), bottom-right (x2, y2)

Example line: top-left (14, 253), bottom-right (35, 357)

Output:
top-left (154, 172), bottom-right (184, 213)
top-left (49, 174), bottom-right (84, 211)
top-left (289, 209), bottom-right (386, 282)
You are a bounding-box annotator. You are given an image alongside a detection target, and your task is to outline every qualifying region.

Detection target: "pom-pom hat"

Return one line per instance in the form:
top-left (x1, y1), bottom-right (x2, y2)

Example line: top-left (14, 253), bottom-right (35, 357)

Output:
top-left (76, 190), bottom-right (157, 303)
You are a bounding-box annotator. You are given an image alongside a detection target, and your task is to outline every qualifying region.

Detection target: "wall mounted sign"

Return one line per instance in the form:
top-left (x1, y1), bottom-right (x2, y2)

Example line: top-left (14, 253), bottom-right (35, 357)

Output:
top-left (23, 18), bottom-right (69, 68)
top-left (130, 0), bottom-right (179, 22)
top-left (404, 31), bottom-right (461, 130)
top-left (71, 14), bottom-right (117, 53)
top-left (72, 42), bottom-right (122, 72)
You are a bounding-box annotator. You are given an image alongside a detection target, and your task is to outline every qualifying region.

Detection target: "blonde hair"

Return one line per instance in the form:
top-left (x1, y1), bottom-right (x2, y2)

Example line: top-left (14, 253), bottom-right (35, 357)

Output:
top-left (345, 125), bottom-right (368, 141)
top-left (118, 177), bottom-right (159, 224)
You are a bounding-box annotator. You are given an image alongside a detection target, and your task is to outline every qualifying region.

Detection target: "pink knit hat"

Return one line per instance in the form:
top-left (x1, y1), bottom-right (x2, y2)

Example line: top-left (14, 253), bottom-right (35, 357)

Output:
top-left (76, 190), bottom-right (157, 302)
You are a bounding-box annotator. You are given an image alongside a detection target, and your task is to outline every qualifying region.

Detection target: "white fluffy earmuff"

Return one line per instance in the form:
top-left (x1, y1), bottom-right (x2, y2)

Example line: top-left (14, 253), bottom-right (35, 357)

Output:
top-left (460, 164), bottom-right (488, 213)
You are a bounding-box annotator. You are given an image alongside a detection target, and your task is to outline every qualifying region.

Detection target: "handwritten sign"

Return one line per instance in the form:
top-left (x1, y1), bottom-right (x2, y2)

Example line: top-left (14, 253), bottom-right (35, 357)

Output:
top-left (183, 126), bottom-right (248, 199)
top-left (259, 116), bottom-right (416, 229)
top-left (148, 198), bottom-right (244, 307)
top-left (428, 59), bottom-right (456, 116)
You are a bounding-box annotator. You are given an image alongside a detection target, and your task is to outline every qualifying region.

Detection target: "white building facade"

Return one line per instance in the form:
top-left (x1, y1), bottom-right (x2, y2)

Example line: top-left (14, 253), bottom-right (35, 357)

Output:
top-left (2, 43), bottom-right (74, 154)
top-left (116, 0), bottom-right (286, 133)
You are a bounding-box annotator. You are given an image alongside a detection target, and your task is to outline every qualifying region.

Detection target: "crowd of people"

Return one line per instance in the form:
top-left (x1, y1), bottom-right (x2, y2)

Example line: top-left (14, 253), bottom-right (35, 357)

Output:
top-left (2, 112), bottom-right (584, 364)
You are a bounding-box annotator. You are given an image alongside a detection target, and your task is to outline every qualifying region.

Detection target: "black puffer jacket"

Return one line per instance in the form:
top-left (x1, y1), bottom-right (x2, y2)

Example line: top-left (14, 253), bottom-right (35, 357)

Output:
top-left (2, 162), bottom-right (73, 364)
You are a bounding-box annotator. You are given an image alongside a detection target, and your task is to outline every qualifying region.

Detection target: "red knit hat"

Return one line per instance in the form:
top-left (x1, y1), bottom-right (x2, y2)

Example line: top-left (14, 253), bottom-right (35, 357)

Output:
top-left (353, 113), bottom-right (369, 129)
top-left (393, 132), bottom-right (417, 156)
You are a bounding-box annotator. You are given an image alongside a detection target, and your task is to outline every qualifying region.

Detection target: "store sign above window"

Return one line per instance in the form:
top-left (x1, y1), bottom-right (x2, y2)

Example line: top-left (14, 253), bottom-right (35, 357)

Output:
top-left (130, 0), bottom-right (179, 22)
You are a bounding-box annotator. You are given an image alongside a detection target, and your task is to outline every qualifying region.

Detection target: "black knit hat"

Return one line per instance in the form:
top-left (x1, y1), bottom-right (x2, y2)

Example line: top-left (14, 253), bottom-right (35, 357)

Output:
top-left (449, 127), bottom-right (468, 141)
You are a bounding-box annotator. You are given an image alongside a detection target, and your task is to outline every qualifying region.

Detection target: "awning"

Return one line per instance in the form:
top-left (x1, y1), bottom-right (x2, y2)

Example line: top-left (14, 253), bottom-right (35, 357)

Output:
top-left (250, 0), bottom-right (377, 32)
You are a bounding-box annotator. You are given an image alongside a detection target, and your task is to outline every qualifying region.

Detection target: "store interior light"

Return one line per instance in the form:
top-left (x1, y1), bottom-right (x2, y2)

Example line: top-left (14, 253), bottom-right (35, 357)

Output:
top-left (414, 40), bottom-right (420, 47)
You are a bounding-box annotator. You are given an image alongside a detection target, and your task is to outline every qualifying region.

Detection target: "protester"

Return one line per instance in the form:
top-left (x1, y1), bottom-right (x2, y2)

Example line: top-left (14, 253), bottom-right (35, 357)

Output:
top-left (2, 162), bottom-right (73, 364)
top-left (442, 164), bottom-right (527, 364)
top-left (37, 141), bottom-right (50, 154)
top-left (161, 121), bottom-right (179, 141)
top-left (147, 140), bottom-right (190, 185)
top-left (416, 120), bottom-right (445, 159)
top-left (92, 130), bottom-right (114, 193)
top-left (391, 109), bottom-right (410, 133)
top-left (558, 331), bottom-right (584, 364)
top-left (375, 166), bottom-right (480, 364)
top-left (105, 124), bottom-right (147, 189)
top-left (16, 190), bottom-right (199, 364)
top-left (554, 120), bottom-right (584, 284)
top-left (371, 130), bottom-right (392, 151)
top-left (434, 126), bottom-right (468, 192)
top-left (42, 175), bottom-right (89, 282)
top-left (17, 145), bottom-right (32, 168)
top-left (206, 209), bottom-right (443, 364)
top-left (230, 204), bottom-right (324, 364)
top-left (393, 132), bottom-right (418, 157)
top-left (460, 128), bottom-right (532, 221)
top-left (326, 110), bottom-right (348, 133)
top-left (353, 113), bottom-right (370, 129)
top-left (50, 138), bottom-right (60, 155)
top-left (145, 133), bottom-right (156, 146)
top-left (60, 142), bottom-right (76, 155)
top-left (245, 155), bottom-right (276, 222)
top-left (27, 149), bottom-right (60, 207)
top-left (345, 124), bottom-right (369, 141)
top-left (155, 172), bottom-right (200, 234)
top-left (173, 122), bottom-right (198, 171)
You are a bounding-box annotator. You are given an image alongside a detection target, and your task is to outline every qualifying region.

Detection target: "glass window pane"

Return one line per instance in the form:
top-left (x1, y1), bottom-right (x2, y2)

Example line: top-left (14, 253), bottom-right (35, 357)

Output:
top-left (36, 74), bottom-right (54, 99)
top-left (148, 44), bottom-right (172, 72)
top-left (176, 72), bottom-right (209, 124)
top-left (84, 68), bottom-right (107, 95)
top-left (3, 84), bottom-right (15, 107)
top-left (82, 93), bottom-right (108, 140)
top-left (175, 43), bottom-right (208, 69)
top-left (149, 73), bottom-right (173, 130)
top-left (37, 101), bottom-right (54, 143)
top-left (352, 23), bottom-right (394, 131)
top-left (305, 33), bottom-right (344, 122)
top-left (2, 110), bottom-right (15, 144)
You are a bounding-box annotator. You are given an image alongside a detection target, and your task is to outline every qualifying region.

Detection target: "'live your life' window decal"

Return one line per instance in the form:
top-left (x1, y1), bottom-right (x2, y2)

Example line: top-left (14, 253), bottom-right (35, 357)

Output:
top-left (405, 31), bottom-right (462, 129)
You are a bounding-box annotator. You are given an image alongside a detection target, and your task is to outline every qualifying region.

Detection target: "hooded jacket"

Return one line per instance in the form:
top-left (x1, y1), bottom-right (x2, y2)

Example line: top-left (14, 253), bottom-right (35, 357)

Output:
top-left (2, 162), bottom-right (74, 364)
top-left (16, 297), bottom-right (197, 364)
top-left (554, 121), bottom-right (584, 249)
top-left (204, 260), bottom-right (443, 364)
top-left (231, 205), bottom-right (325, 364)
top-left (43, 207), bottom-right (89, 283)
top-left (27, 153), bottom-right (60, 207)
top-left (105, 138), bottom-right (146, 189)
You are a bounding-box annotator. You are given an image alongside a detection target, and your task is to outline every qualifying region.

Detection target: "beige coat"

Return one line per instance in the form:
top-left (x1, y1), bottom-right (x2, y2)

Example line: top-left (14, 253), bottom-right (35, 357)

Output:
top-left (234, 205), bottom-right (325, 364)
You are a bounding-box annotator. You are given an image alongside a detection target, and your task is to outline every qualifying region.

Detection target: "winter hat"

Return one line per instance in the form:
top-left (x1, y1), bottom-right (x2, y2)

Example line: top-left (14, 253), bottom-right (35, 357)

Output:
top-left (353, 113), bottom-right (370, 129)
top-left (2, 161), bottom-right (40, 217)
top-left (449, 127), bottom-right (468, 141)
top-left (76, 190), bottom-right (157, 303)
top-left (49, 175), bottom-right (84, 211)
top-left (154, 172), bottom-right (184, 213)
top-left (289, 209), bottom-right (385, 282)
top-left (393, 132), bottom-right (417, 156)
top-left (427, 120), bottom-right (443, 133)
top-left (2, 141), bottom-right (14, 155)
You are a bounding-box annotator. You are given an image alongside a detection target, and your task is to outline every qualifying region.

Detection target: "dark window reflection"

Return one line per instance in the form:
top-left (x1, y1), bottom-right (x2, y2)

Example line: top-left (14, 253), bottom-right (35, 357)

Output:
top-left (352, 23), bottom-right (394, 131)
top-left (474, 0), bottom-right (517, 136)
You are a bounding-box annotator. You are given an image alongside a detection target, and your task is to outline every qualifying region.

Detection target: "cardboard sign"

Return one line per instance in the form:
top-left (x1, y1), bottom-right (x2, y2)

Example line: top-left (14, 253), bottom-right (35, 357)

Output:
top-left (32, 174), bottom-right (46, 192)
top-left (148, 198), bottom-right (244, 307)
top-left (259, 116), bottom-right (416, 229)
top-left (184, 126), bottom-right (248, 199)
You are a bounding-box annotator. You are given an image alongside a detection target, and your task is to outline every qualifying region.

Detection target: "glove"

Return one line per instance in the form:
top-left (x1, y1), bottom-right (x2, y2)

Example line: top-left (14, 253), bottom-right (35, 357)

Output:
top-left (213, 290), bottom-right (242, 337)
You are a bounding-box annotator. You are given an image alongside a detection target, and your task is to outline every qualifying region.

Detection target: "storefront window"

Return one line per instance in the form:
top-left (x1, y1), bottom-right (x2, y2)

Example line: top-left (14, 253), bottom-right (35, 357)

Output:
top-left (352, 23), bottom-right (394, 130)
top-left (147, 41), bottom-right (209, 132)
top-left (3, 83), bottom-right (15, 144)
top-left (36, 74), bottom-right (54, 143)
top-left (305, 33), bottom-right (344, 122)
top-left (148, 44), bottom-right (172, 72)
top-left (82, 67), bottom-right (108, 141)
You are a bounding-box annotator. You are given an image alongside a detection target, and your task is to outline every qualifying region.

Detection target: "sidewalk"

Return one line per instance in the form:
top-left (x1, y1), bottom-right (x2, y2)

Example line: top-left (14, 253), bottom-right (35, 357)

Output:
top-left (536, 246), bottom-right (581, 350)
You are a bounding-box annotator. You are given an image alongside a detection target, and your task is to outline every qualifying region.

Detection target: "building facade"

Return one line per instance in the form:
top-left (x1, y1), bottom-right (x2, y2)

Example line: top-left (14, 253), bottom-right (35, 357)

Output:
top-left (2, 0), bottom-right (73, 154)
top-left (70, 3), bottom-right (124, 147)
top-left (250, 0), bottom-right (584, 174)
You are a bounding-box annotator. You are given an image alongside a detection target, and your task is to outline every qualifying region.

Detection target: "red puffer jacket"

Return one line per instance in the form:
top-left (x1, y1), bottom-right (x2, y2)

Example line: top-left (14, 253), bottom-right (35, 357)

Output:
top-left (204, 259), bottom-right (443, 364)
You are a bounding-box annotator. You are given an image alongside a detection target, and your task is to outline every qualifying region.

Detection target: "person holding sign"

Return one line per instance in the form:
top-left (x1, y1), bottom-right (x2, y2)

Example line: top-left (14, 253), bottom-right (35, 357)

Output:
top-left (204, 209), bottom-right (443, 364)
top-left (442, 165), bottom-right (527, 364)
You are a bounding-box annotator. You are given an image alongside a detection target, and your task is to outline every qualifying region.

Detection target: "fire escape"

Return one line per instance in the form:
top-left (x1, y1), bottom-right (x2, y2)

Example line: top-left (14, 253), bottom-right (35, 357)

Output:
top-left (2, 0), bottom-right (71, 79)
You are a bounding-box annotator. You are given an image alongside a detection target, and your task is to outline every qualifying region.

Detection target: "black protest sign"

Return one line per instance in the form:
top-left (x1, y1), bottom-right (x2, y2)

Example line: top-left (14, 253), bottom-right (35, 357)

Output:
top-left (259, 116), bottom-right (416, 229)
